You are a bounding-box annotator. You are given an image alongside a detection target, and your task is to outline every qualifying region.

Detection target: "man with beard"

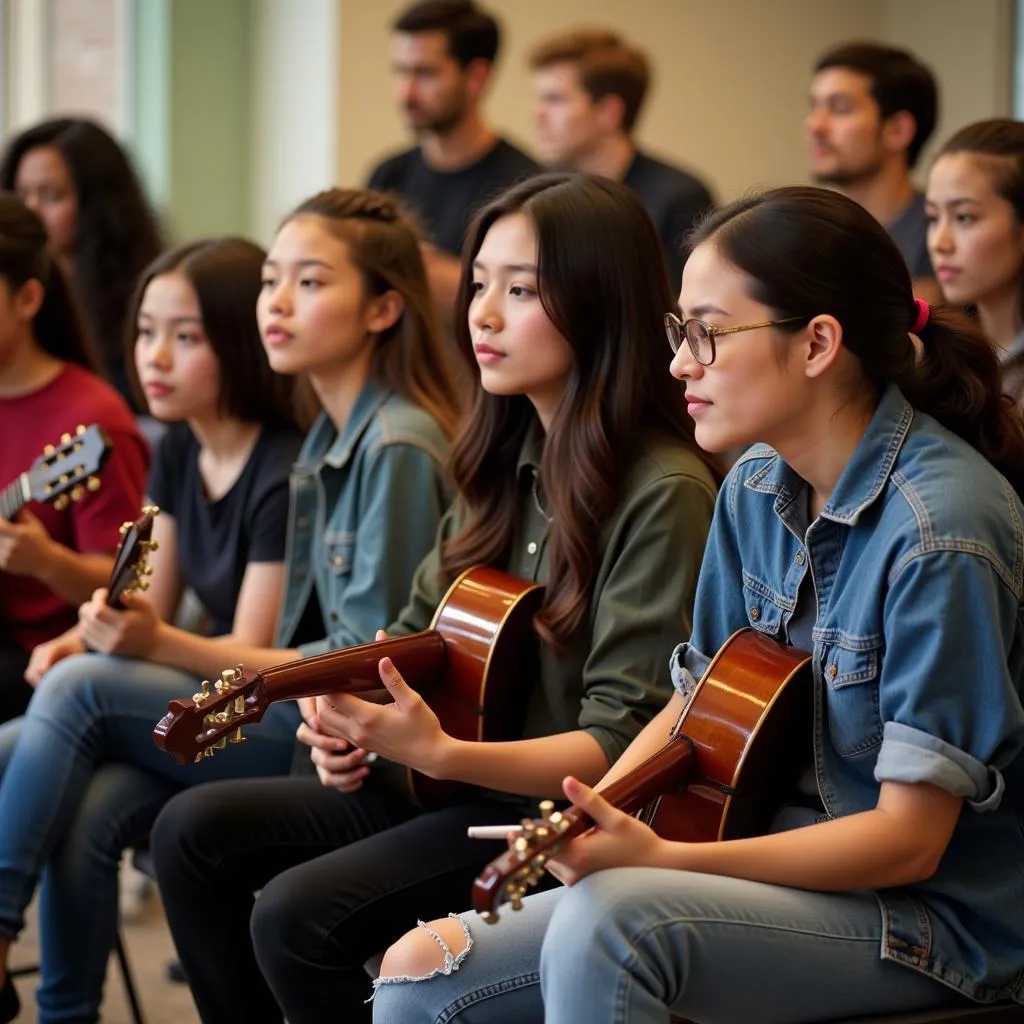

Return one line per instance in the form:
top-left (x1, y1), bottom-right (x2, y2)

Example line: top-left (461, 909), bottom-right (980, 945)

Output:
top-left (368, 0), bottom-right (538, 313)
top-left (806, 43), bottom-right (941, 302)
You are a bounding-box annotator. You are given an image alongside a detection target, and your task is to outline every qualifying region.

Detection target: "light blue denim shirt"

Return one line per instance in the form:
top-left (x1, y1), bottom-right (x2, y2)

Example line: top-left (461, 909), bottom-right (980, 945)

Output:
top-left (274, 379), bottom-right (450, 658)
top-left (672, 384), bottom-right (1024, 1002)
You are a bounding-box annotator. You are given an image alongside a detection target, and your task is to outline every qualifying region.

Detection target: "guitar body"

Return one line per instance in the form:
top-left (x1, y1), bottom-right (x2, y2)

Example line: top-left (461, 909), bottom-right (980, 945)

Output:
top-left (154, 565), bottom-right (544, 810)
top-left (472, 629), bottom-right (812, 919)
top-left (642, 628), bottom-right (812, 842)
top-left (410, 566), bottom-right (544, 807)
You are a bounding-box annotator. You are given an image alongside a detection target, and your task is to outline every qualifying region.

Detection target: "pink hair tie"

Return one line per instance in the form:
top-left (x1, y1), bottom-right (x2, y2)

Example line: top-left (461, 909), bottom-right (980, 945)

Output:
top-left (911, 298), bottom-right (930, 334)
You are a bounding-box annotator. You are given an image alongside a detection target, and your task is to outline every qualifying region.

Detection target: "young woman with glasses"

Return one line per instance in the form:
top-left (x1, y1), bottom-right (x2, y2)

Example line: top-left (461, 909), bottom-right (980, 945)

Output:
top-left (373, 184), bottom-right (1024, 1024)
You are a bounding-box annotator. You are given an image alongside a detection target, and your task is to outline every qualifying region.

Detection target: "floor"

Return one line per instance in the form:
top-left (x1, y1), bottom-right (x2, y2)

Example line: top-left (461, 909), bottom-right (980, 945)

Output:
top-left (10, 876), bottom-right (201, 1024)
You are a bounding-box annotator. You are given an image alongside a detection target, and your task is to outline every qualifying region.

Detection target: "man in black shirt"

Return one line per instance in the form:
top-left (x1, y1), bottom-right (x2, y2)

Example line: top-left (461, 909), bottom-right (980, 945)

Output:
top-left (806, 42), bottom-right (941, 303)
top-left (529, 29), bottom-right (714, 288)
top-left (368, 0), bottom-right (538, 313)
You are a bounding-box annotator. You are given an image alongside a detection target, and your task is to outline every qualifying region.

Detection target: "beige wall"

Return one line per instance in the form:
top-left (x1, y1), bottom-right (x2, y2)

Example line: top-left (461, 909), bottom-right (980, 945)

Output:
top-left (338, 0), bottom-right (1013, 203)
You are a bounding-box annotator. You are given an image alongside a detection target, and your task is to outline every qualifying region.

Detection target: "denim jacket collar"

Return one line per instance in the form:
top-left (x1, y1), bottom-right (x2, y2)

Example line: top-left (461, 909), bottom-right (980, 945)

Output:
top-left (304, 378), bottom-right (392, 471)
top-left (744, 384), bottom-right (914, 527)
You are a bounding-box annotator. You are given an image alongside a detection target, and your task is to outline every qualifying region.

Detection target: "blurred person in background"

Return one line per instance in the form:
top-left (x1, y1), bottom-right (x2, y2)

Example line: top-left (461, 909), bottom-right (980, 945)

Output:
top-left (368, 0), bottom-right (538, 320)
top-left (807, 42), bottom-right (941, 304)
top-left (926, 119), bottom-right (1024, 402)
top-left (0, 117), bottom-right (165, 409)
top-left (530, 27), bottom-right (713, 286)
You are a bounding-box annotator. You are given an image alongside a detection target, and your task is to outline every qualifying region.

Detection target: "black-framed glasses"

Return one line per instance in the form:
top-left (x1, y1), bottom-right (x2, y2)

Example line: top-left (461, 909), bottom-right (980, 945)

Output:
top-left (664, 313), bottom-right (808, 366)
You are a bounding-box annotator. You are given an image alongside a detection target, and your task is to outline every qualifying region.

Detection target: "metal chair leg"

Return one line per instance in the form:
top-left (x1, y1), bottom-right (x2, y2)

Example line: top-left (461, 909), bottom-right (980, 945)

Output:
top-left (113, 930), bottom-right (146, 1024)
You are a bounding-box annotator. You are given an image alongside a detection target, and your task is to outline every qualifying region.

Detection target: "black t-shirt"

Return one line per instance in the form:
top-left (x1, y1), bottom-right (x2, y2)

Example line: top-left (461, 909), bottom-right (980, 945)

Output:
top-left (624, 150), bottom-right (714, 290)
top-left (367, 138), bottom-right (540, 255)
top-left (148, 423), bottom-right (302, 636)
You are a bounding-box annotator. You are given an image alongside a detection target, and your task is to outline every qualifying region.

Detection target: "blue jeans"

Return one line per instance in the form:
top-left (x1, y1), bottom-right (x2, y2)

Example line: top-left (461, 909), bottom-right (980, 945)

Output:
top-left (373, 871), bottom-right (966, 1024)
top-left (0, 652), bottom-right (301, 1024)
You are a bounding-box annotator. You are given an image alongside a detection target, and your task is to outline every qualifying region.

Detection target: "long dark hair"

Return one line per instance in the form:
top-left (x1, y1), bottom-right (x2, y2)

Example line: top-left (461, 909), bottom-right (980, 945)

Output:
top-left (283, 188), bottom-right (462, 439)
top-left (125, 238), bottom-right (301, 429)
top-left (689, 185), bottom-right (1024, 494)
top-left (443, 172), bottom-right (716, 647)
top-left (0, 194), bottom-right (96, 371)
top-left (0, 118), bottom-right (164, 384)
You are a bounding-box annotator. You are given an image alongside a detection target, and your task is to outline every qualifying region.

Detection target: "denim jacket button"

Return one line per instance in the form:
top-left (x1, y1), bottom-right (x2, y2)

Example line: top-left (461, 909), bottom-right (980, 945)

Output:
top-left (795, 551), bottom-right (805, 565)
top-left (750, 606), bottom-right (760, 621)
top-left (527, 541), bottom-right (538, 555)
top-left (333, 555), bottom-right (344, 568)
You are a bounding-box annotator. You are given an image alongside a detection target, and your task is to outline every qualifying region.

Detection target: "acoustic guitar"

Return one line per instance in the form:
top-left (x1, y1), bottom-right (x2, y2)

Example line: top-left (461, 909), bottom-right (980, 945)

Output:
top-left (472, 628), bottom-right (812, 922)
top-left (153, 565), bottom-right (544, 808)
top-left (0, 424), bottom-right (111, 520)
top-left (107, 506), bottom-right (160, 608)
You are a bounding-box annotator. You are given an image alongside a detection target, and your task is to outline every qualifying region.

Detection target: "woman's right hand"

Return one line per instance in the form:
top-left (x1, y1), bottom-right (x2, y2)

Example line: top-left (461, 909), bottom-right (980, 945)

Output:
top-left (25, 630), bottom-right (86, 686)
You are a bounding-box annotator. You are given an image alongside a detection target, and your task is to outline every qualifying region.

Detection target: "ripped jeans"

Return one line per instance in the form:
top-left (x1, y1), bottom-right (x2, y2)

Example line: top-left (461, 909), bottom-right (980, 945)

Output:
top-left (372, 870), bottom-right (965, 1023)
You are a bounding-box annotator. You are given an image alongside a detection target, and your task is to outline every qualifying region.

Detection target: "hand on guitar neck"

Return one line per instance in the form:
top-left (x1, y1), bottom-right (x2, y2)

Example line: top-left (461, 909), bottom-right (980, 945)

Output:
top-left (25, 508), bottom-right (160, 683)
top-left (77, 507), bottom-right (160, 657)
top-left (472, 629), bottom-right (813, 922)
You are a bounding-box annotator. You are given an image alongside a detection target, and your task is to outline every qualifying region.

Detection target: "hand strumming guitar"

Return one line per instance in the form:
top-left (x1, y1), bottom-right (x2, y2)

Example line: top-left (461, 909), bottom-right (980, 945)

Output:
top-left (0, 509), bottom-right (56, 577)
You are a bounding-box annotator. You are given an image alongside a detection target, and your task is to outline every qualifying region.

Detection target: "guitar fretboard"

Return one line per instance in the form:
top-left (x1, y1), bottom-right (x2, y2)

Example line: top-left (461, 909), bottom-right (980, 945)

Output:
top-left (0, 476), bottom-right (29, 522)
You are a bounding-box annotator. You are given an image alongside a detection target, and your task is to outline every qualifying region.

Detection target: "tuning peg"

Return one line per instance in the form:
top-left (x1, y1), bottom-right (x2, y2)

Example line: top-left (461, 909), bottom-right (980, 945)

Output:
top-left (229, 727), bottom-right (245, 744)
top-left (143, 504), bottom-right (160, 515)
top-left (43, 444), bottom-right (54, 455)
top-left (86, 477), bottom-right (101, 492)
top-left (60, 432), bottom-right (71, 444)
top-left (136, 580), bottom-right (150, 592)
top-left (119, 522), bottom-right (131, 536)
top-left (53, 495), bottom-right (69, 511)
top-left (539, 800), bottom-right (554, 821)
top-left (59, 474), bottom-right (69, 485)
top-left (70, 485), bottom-right (84, 502)
top-left (76, 424), bottom-right (86, 434)
top-left (483, 912), bottom-right (499, 925)
top-left (214, 737), bottom-right (228, 750)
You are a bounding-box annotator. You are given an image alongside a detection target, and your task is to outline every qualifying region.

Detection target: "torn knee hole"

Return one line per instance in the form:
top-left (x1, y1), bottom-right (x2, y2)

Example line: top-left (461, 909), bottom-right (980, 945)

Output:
top-left (374, 915), bottom-right (473, 987)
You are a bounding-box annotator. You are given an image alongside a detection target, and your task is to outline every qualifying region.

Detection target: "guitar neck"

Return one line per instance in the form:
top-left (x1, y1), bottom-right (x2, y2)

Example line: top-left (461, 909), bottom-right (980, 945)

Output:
top-left (255, 630), bottom-right (448, 705)
top-left (556, 734), bottom-right (695, 841)
top-left (0, 476), bottom-right (28, 521)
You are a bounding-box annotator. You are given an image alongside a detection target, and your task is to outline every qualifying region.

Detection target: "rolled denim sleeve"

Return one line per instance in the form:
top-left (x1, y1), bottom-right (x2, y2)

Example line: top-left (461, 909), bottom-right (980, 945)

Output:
top-left (875, 549), bottom-right (1024, 810)
top-left (297, 441), bottom-right (449, 657)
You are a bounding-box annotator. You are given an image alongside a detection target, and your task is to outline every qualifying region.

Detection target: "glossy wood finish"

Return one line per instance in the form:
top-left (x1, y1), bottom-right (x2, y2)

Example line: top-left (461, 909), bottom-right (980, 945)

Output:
top-left (472, 629), bottom-right (812, 919)
top-left (153, 565), bottom-right (543, 808)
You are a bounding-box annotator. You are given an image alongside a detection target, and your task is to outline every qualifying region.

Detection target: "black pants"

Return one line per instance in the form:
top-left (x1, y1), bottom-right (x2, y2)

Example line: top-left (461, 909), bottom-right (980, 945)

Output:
top-left (150, 771), bottom-right (528, 1024)
top-left (0, 642), bottom-right (31, 724)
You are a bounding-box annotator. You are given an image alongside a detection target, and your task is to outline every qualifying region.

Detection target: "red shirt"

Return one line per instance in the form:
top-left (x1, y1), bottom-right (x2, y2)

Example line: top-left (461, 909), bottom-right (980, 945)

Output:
top-left (0, 363), bottom-right (149, 649)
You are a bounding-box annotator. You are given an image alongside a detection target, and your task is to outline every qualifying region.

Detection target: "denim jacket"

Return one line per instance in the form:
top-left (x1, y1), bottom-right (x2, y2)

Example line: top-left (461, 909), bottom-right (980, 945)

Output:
top-left (672, 384), bottom-right (1024, 1002)
top-left (274, 379), bottom-right (450, 657)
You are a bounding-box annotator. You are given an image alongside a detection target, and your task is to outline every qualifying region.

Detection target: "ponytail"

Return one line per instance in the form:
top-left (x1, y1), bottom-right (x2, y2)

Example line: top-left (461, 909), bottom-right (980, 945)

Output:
top-left (905, 304), bottom-right (1024, 494)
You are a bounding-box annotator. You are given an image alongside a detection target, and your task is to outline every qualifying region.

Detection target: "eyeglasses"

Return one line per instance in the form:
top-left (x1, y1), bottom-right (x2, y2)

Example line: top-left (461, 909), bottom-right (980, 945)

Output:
top-left (664, 313), bottom-right (808, 366)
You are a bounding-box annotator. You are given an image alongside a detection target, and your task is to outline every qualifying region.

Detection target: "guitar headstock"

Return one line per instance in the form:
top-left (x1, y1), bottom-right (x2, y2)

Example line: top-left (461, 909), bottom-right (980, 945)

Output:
top-left (25, 424), bottom-right (111, 510)
top-left (472, 800), bottom-right (577, 923)
top-left (153, 665), bottom-right (267, 765)
top-left (108, 505), bottom-right (160, 608)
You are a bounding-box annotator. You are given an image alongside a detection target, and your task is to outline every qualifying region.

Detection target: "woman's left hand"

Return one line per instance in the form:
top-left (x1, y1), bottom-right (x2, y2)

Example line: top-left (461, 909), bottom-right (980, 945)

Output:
top-left (319, 653), bottom-right (450, 776)
top-left (544, 776), bottom-right (671, 886)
